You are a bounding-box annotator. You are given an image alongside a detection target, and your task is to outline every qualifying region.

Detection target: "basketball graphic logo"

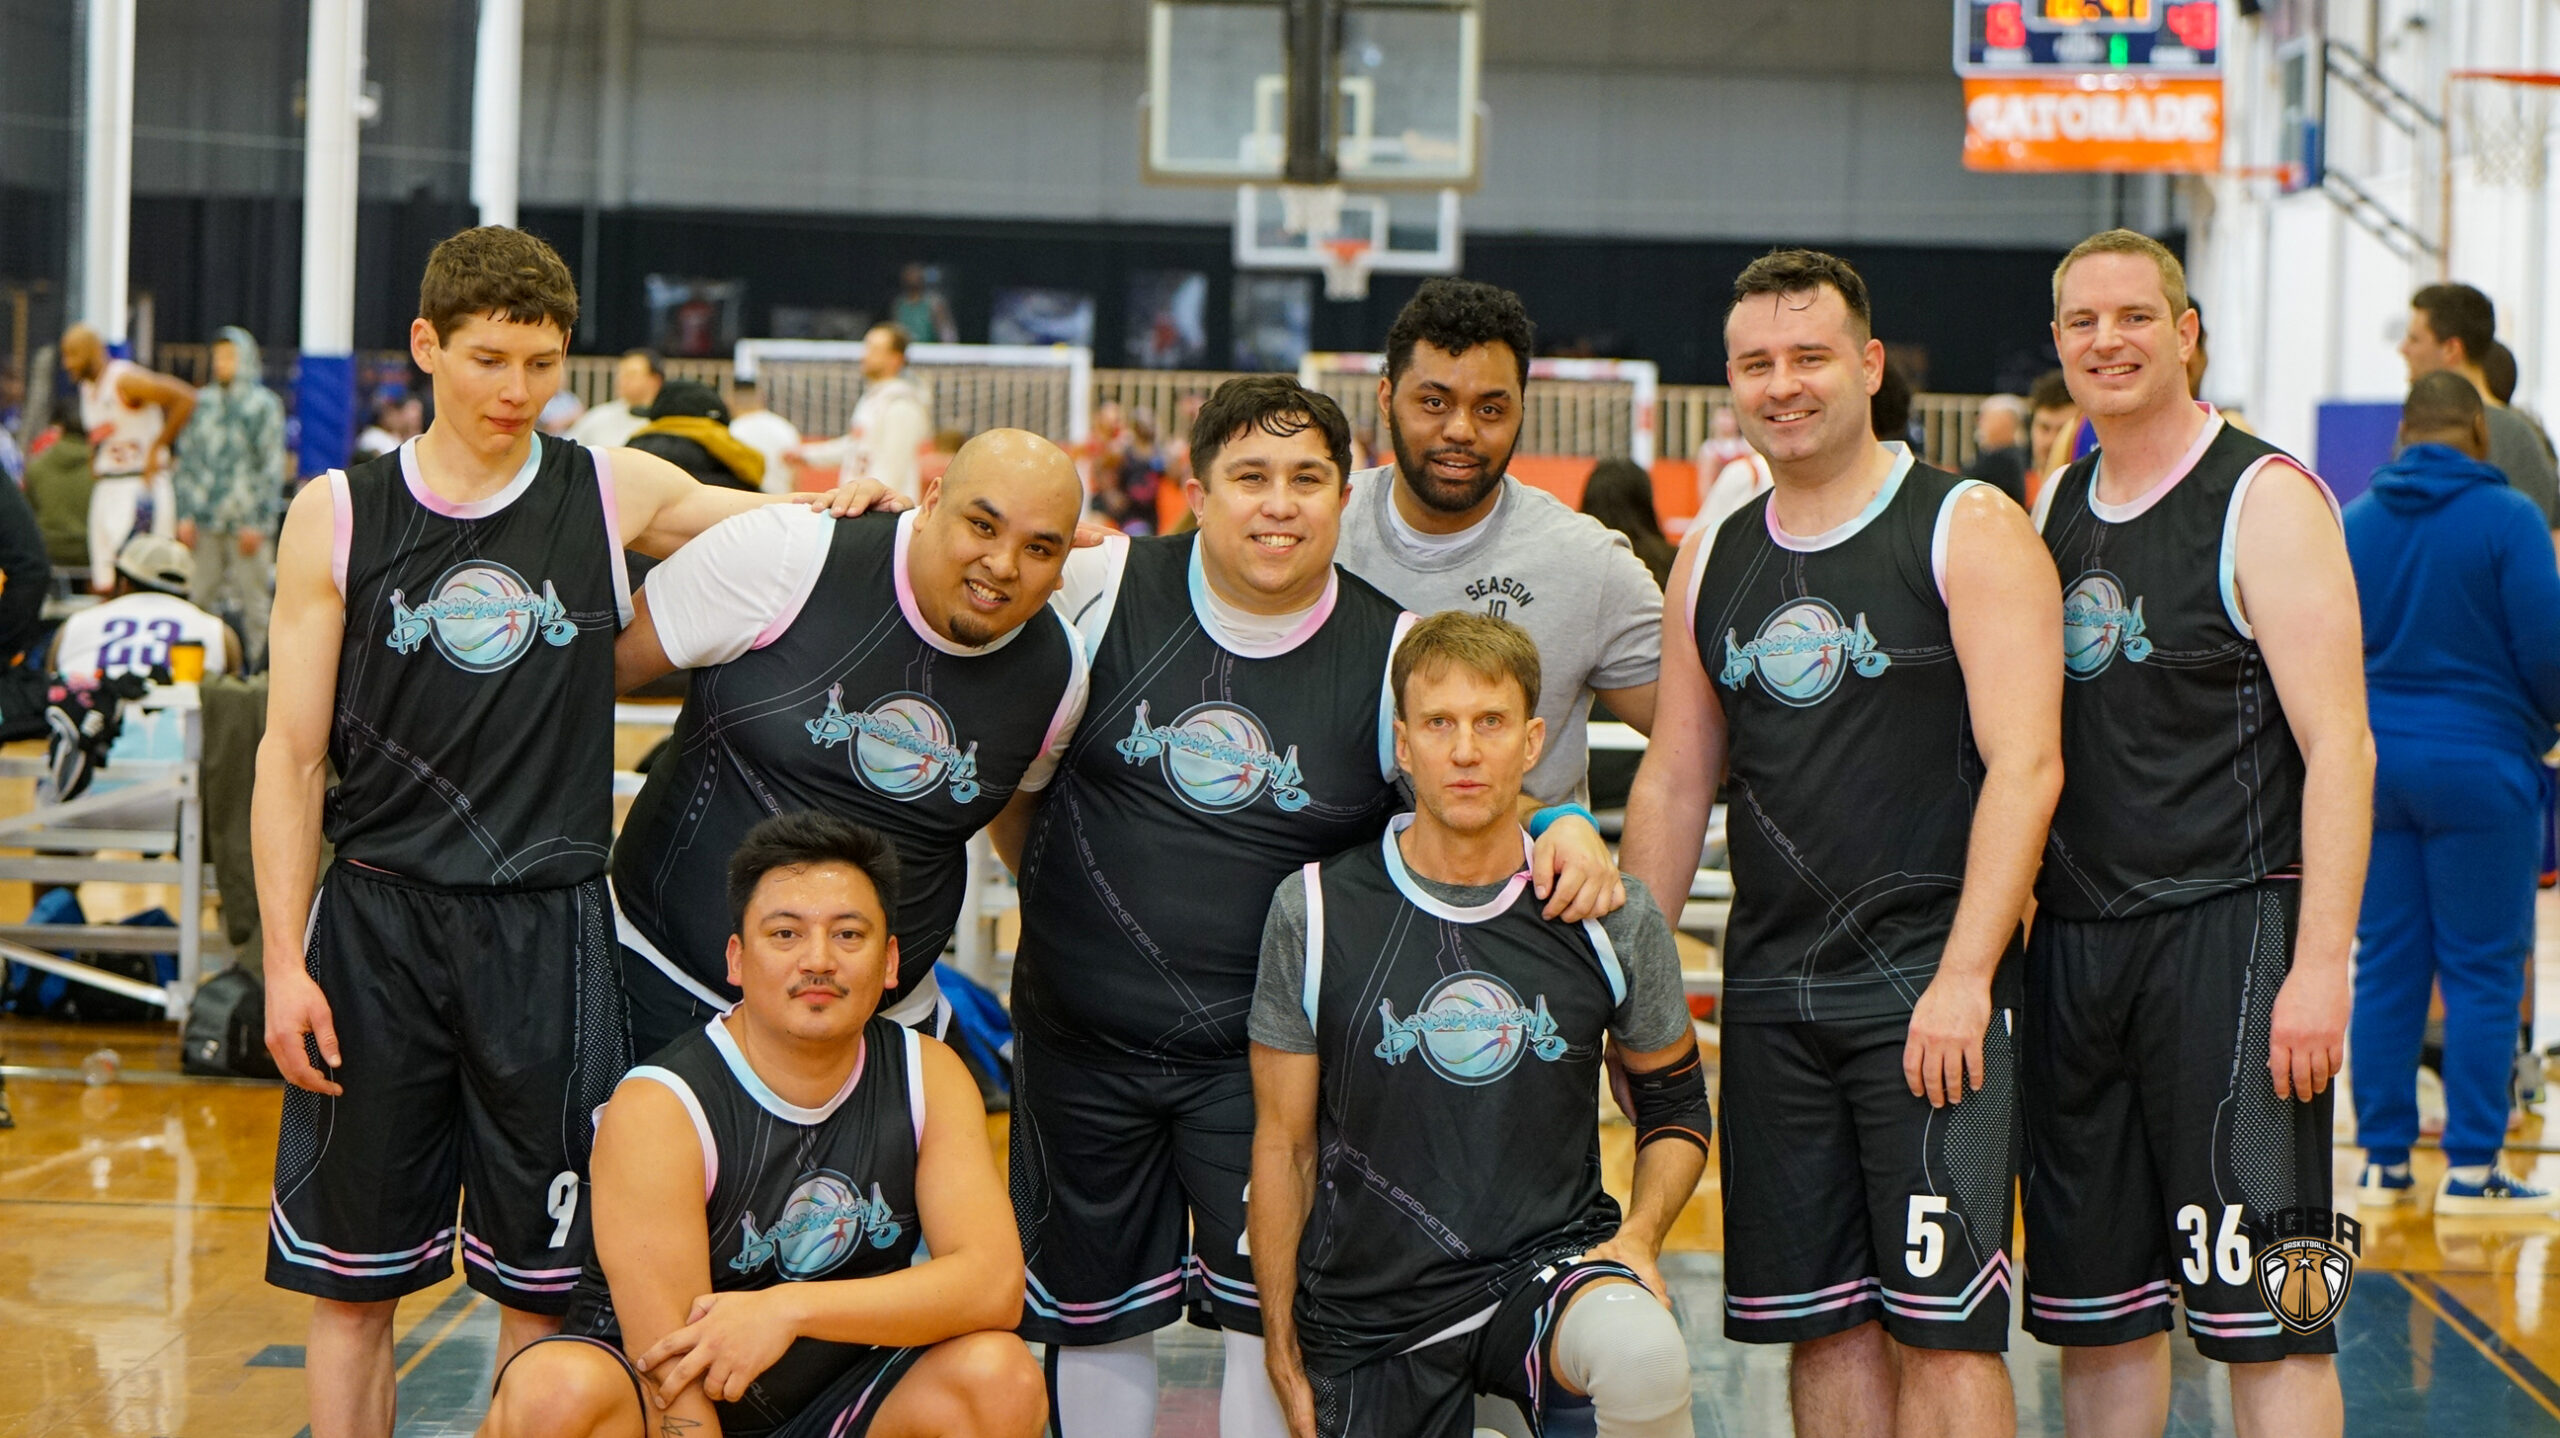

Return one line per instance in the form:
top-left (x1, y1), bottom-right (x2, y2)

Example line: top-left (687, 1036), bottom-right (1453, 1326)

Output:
top-left (2257, 1236), bottom-right (2354, 1335)
top-left (731, 1170), bottom-right (902, 1280)
top-left (806, 686), bottom-right (983, 803)
top-left (1116, 699), bottom-right (1311, 813)
top-left (1719, 598), bottom-right (1892, 705)
top-left (2060, 570), bottom-right (2152, 679)
top-left (385, 561), bottom-right (576, 672)
top-left (1374, 970), bottom-right (1567, 1086)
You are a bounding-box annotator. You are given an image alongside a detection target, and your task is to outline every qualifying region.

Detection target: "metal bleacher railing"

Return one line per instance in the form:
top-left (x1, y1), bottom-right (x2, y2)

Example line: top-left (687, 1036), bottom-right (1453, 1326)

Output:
top-left (149, 347), bottom-right (1986, 478)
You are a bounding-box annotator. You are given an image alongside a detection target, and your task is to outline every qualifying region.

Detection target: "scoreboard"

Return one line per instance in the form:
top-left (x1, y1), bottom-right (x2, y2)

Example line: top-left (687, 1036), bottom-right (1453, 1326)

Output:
top-left (1955, 0), bottom-right (2221, 75)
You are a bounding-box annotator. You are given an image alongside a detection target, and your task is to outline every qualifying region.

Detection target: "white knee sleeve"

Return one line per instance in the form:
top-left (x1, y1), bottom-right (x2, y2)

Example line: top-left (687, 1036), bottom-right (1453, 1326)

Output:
top-left (1220, 1331), bottom-right (1292, 1438)
top-left (1053, 1332), bottom-right (1157, 1438)
top-left (1551, 1283), bottom-right (1693, 1438)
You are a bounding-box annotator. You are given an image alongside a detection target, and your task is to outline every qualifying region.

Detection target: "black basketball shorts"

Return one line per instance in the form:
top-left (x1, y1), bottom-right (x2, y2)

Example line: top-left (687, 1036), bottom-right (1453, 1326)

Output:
top-left (1008, 1032), bottom-right (1260, 1345)
top-left (266, 862), bottom-right (629, 1314)
top-left (2023, 881), bottom-right (2340, 1364)
top-left (505, 1332), bottom-right (928, 1438)
top-left (1305, 1257), bottom-right (1642, 1438)
top-left (1719, 1008), bottom-right (2020, 1351)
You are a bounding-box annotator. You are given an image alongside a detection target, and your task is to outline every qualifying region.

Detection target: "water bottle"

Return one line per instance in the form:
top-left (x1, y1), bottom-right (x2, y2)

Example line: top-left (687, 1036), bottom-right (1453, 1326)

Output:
top-left (81, 1048), bottom-right (121, 1086)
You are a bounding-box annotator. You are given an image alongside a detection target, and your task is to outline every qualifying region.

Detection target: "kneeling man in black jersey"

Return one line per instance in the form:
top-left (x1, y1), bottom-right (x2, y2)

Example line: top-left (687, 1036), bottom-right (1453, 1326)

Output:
top-left (483, 813), bottom-right (1044, 1438)
top-left (1249, 612), bottom-right (1706, 1438)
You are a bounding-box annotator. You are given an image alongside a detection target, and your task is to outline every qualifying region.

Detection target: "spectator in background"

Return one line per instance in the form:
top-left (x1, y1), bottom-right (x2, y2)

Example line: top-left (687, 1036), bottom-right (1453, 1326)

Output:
top-left (794, 324), bottom-right (931, 503)
top-left (1871, 358), bottom-right (1915, 447)
top-left (2186, 297), bottom-right (2212, 396)
top-left (2484, 338), bottom-right (2521, 406)
top-left (917, 427), bottom-right (967, 499)
top-left (627, 380), bottom-right (763, 491)
top-left (2401, 283), bottom-right (2560, 528)
top-left (892, 262), bottom-right (958, 343)
top-left (1963, 393), bottom-right (2031, 505)
top-left (1695, 402), bottom-right (1753, 476)
top-left (53, 533), bottom-right (240, 679)
top-left (353, 392), bottom-right (421, 462)
top-left (2026, 368), bottom-right (2079, 495)
top-left (173, 326), bottom-right (286, 668)
top-left (724, 373), bottom-right (802, 493)
top-left (23, 425), bottom-right (94, 575)
top-left (62, 323), bottom-right (192, 594)
top-left (567, 347), bottom-right (663, 448)
top-left (1696, 438), bottom-right (1772, 550)
top-left (0, 367), bottom-right (23, 485)
top-left (0, 440), bottom-right (48, 665)
top-left (2345, 372), bottom-right (2560, 1214)
top-left (1580, 456), bottom-right (1675, 587)
top-left (536, 388), bottom-right (586, 437)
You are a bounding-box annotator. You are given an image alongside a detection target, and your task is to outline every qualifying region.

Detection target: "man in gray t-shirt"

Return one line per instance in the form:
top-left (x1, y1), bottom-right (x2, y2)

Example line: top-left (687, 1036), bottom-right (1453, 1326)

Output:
top-left (2402, 283), bottom-right (2560, 528)
top-left (2483, 404), bottom-right (2560, 527)
top-left (1333, 280), bottom-right (1662, 807)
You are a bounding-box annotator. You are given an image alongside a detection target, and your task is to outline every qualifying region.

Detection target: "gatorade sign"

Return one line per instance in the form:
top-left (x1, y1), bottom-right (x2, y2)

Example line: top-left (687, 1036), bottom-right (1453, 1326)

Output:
top-left (1963, 75), bottom-right (2222, 173)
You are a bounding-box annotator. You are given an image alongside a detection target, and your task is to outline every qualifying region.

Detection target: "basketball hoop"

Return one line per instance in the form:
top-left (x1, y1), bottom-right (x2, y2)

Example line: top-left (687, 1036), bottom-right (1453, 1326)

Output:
top-left (1320, 238), bottom-right (1374, 301)
top-left (2453, 70), bottom-right (2559, 190)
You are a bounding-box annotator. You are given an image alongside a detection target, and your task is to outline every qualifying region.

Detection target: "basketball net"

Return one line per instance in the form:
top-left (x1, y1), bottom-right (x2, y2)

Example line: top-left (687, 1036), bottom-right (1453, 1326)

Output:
top-left (2456, 75), bottom-right (2555, 189)
top-left (1321, 238), bottom-right (1375, 300)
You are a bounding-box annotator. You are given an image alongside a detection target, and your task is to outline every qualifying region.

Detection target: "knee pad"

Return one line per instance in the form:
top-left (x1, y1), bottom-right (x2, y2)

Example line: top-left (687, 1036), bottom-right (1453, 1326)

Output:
top-left (1552, 1283), bottom-right (1692, 1436)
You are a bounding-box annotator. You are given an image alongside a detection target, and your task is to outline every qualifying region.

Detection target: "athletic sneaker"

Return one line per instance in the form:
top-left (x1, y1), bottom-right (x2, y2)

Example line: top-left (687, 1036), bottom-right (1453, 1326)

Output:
top-left (2355, 1162), bottom-right (2416, 1208)
top-left (2435, 1169), bottom-right (2560, 1216)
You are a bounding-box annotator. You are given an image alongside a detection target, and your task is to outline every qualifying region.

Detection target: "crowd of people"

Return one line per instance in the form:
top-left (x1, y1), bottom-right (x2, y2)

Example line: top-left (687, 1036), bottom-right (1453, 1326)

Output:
top-left (0, 211), bottom-right (2548, 1438)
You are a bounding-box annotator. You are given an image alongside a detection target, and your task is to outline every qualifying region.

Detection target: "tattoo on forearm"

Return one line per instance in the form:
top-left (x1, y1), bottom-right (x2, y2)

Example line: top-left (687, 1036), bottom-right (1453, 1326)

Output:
top-left (662, 1417), bottom-right (700, 1437)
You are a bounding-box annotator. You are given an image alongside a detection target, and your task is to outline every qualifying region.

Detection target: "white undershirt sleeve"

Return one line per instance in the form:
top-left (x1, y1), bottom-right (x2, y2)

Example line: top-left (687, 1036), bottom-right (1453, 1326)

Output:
top-left (643, 504), bottom-right (833, 670)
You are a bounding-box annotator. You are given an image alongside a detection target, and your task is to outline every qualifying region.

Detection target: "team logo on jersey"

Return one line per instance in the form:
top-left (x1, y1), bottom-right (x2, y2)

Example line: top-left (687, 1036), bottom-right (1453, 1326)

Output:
top-left (1374, 970), bottom-right (1566, 1085)
top-left (731, 1170), bottom-right (903, 1280)
top-left (2253, 1206), bottom-right (2361, 1335)
top-left (808, 685), bottom-right (982, 803)
top-left (385, 561), bottom-right (575, 672)
top-left (2061, 570), bottom-right (2152, 678)
top-left (1115, 699), bottom-right (1310, 813)
top-left (1719, 598), bottom-right (1890, 706)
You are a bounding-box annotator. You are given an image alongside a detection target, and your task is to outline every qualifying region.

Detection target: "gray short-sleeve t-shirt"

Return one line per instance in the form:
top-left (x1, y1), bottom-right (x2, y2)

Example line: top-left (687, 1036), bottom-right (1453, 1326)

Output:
top-left (1248, 864), bottom-right (1691, 1055)
top-left (1333, 469), bottom-right (1664, 805)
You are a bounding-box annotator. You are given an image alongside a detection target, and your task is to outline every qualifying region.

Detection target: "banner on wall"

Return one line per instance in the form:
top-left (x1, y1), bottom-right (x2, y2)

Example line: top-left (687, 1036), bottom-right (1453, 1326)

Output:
top-left (1962, 74), bottom-right (2222, 173)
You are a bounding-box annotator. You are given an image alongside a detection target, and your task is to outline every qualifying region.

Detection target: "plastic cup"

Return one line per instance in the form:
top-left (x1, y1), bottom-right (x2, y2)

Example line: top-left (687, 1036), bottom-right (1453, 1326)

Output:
top-left (167, 641), bottom-right (205, 683)
top-left (81, 1048), bottom-right (121, 1086)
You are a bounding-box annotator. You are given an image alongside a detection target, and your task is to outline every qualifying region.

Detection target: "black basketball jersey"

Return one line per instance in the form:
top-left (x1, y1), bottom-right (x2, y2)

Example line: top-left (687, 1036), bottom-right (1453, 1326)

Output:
top-left (1691, 452), bottom-right (2010, 1024)
top-left (614, 510), bottom-right (1083, 999)
top-left (563, 1014), bottom-right (926, 1430)
top-left (325, 437), bottom-right (623, 888)
top-left (2035, 414), bottom-right (2321, 920)
top-left (1290, 817), bottom-right (1627, 1374)
top-left (1013, 534), bottom-right (1410, 1067)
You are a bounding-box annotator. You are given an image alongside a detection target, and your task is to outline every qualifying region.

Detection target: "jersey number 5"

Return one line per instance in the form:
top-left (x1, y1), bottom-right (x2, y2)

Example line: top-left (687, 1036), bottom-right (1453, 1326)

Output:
top-left (1905, 1195), bottom-right (1949, 1278)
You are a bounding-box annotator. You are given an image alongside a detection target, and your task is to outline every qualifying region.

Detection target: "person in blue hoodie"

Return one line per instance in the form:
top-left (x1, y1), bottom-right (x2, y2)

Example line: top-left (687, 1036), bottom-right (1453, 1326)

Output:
top-left (2345, 371), bottom-right (2560, 1214)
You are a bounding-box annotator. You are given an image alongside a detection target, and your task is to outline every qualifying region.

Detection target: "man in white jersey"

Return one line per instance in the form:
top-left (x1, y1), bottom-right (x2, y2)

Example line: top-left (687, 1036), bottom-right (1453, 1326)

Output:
top-left (52, 533), bottom-right (240, 679)
top-left (61, 324), bottom-right (194, 594)
top-left (795, 324), bottom-right (932, 504)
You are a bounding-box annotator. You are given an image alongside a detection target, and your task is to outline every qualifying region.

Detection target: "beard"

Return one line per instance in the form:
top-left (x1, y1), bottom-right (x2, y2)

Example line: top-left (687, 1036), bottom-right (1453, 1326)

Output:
top-left (944, 606), bottom-right (998, 647)
top-left (1389, 411), bottom-right (1511, 515)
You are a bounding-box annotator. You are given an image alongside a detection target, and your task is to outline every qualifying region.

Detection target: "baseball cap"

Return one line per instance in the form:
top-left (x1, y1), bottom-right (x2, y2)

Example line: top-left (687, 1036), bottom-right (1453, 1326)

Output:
top-left (116, 534), bottom-right (194, 594)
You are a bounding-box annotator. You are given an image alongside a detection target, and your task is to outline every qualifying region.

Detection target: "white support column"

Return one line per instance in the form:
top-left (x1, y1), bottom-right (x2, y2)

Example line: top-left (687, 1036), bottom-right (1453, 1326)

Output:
top-left (471, 0), bottom-right (523, 228)
top-left (77, 0), bottom-right (136, 343)
top-left (298, 0), bottom-right (367, 478)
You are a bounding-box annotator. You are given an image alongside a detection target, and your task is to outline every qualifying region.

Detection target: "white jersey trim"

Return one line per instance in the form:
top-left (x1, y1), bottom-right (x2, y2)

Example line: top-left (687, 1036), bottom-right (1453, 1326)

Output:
top-left (1765, 444), bottom-right (1912, 553)
top-left (592, 445), bottom-right (634, 627)
top-left (328, 470), bottom-right (352, 598)
top-left (612, 882), bottom-right (735, 1011)
top-left (903, 1025), bottom-right (928, 1151)
top-left (1931, 479), bottom-right (1988, 605)
top-left (707, 1011), bottom-right (867, 1125)
top-left (2086, 407), bottom-right (2223, 524)
top-left (2218, 454), bottom-right (2340, 639)
top-left (1377, 812), bottom-right (1534, 923)
top-left (1299, 862), bottom-right (1326, 1033)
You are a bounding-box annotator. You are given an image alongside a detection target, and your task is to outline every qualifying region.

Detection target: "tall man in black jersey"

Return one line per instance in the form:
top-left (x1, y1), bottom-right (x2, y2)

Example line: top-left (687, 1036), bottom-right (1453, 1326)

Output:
top-left (992, 376), bottom-right (1620, 1438)
top-left (483, 812), bottom-right (1045, 1438)
top-left (610, 428), bottom-right (1089, 1052)
top-left (1624, 250), bottom-right (2063, 1438)
top-left (2025, 230), bottom-right (2370, 1438)
top-left (1250, 612), bottom-right (1706, 1438)
top-left (255, 227), bottom-right (886, 1438)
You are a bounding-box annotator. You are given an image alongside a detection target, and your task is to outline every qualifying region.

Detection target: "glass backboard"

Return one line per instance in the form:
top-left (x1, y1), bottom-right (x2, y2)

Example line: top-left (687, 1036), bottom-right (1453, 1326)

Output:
top-left (1146, 0), bottom-right (1481, 187)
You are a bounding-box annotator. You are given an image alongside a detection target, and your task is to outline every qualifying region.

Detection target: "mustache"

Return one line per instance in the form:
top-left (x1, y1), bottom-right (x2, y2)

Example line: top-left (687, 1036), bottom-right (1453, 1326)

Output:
top-left (788, 977), bottom-right (850, 999)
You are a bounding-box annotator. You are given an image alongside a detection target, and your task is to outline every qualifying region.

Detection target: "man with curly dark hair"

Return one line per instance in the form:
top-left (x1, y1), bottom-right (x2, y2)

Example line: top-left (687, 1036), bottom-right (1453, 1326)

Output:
top-left (1333, 278), bottom-right (1663, 823)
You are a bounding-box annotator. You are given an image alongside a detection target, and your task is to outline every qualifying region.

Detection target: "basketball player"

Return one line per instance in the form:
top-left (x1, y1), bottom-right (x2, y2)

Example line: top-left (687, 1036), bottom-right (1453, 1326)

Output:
top-left (1335, 278), bottom-right (1661, 820)
top-left (1250, 611), bottom-right (1705, 1438)
top-left (611, 428), bottom-right (1090, 1053)
top-left (996, 375), bottom-right (1620, 1438)
top-left (59, 323), bottom-right (193, 593)
top-left (2025, 230), bottom-right (2369, 1438)
top-left (1623, 249), bottom-right (2063, 1437)
top-left (51, 533), bottom-right (242, 678)
top-left (482, 812), bottom-right (1045, 1438)
top-left (255, 226), bottom-right (889, 1438)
